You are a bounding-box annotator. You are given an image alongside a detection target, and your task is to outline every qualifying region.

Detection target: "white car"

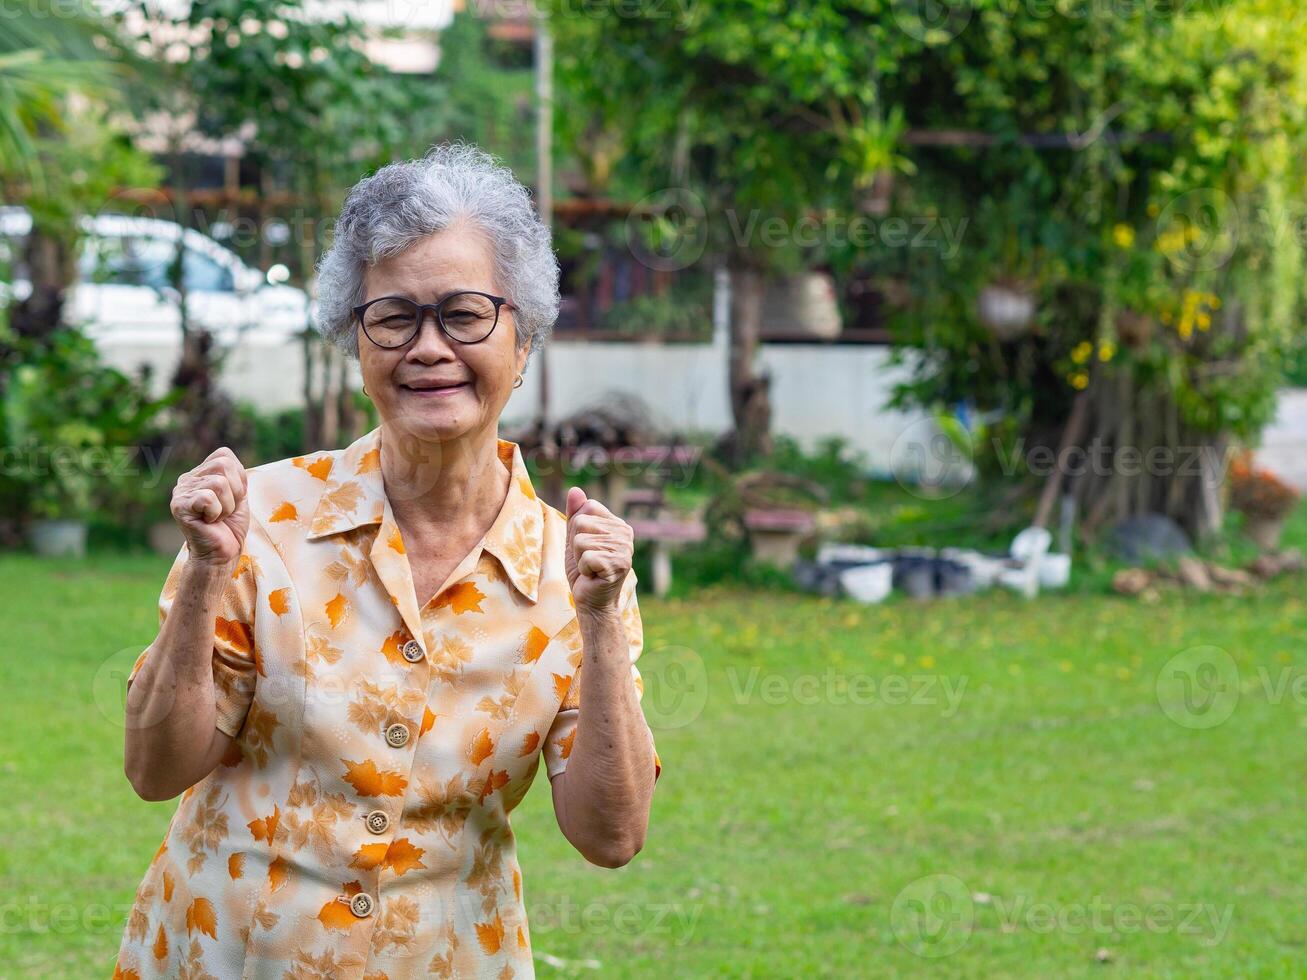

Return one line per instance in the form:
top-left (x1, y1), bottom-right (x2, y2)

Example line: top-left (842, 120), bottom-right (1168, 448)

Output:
top-left (0, 206), bottom-right (311, 346)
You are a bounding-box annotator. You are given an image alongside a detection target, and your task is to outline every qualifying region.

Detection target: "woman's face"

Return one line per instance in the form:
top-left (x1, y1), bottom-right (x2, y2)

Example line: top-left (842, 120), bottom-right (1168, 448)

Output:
top-left (357, 223), bottom-right (528, 446)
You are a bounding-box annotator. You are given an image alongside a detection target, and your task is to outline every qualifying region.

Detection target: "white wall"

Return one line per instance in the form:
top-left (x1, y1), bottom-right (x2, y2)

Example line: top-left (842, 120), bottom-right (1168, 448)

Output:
top-left (1257, 388), bottom-right (1307, 491)
top-left (99, 333), bottom-right (934, 474)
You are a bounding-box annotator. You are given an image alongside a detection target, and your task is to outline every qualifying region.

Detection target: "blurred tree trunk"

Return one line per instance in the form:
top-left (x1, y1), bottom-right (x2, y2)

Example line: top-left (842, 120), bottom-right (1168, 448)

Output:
top-left (722, 263), bottom-right (773, 467)
top-left (10, 226), bottom-right (75, 346)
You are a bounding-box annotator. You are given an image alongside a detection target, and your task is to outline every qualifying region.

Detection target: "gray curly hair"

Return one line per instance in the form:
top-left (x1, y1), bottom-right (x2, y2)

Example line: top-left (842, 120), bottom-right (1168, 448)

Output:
top-left (315, 142), bottom-right (559, 362)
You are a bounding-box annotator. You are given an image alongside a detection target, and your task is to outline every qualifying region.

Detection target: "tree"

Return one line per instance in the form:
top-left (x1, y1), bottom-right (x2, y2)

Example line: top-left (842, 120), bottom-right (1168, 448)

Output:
top-left (862, 0), bottom-right (1307, 540)
top-left (0, 0), bottom-right (155, 350)
top-left (112, 0), bottom-right (445, 450)
top-left (434, 10), bottom-right (535, 180)
top-left (545, 0), bottom-right (909, 466)
top-left (550, 1), bottom-right (1307, 539)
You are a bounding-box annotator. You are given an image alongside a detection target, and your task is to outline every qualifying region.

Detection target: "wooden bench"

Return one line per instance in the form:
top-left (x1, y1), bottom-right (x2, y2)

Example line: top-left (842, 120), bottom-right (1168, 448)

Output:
top-left (628, 516), bottom-right (707, 597)
top-left (561, 444), bottom-right (702, 515)
top-left (744, 508), bottom-right (816, 569)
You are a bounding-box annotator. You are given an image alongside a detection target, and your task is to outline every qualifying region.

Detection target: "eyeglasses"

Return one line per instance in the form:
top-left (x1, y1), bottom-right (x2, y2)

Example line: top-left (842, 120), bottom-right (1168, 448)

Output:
top-left (353, 291), bottom-right (516, 349)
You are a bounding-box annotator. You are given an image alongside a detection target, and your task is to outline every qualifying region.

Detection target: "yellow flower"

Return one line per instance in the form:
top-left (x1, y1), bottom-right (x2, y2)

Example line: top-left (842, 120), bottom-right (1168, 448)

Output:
top-left (1156, 229), bottom-right (1187, 255)
top-left (1098, 341), bottom-right (1116, 362)
top-left (1070, 372), bottom-right (1089, 390)
top-left (1071, 341), bottom-right (1094, 365)
top-left (1112, 223), bottom-right (1136, 248)
top-left (1197, 312), bottom-right (1212, 331)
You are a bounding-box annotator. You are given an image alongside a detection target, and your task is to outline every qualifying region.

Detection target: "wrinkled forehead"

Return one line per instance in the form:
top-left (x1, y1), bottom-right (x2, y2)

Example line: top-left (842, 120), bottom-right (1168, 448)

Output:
top-left (362, 222), bottom-right (498, 303)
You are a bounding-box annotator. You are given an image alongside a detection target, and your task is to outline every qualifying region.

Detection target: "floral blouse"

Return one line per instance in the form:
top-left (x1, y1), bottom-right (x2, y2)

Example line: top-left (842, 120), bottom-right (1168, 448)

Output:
top-left (114, 426), bottom-right (661, 980)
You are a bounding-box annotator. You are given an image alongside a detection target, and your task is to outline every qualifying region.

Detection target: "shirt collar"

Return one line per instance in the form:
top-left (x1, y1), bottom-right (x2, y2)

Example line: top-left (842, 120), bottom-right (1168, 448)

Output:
top-left (305, 425), bottom-right (543, 603)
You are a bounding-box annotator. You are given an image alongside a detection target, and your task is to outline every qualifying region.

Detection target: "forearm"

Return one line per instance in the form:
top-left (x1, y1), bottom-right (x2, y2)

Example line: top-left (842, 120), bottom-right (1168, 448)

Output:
top-left (552, 605), bottom-right (657, 867)
top-left (124, 560), bottom-right (234, 801)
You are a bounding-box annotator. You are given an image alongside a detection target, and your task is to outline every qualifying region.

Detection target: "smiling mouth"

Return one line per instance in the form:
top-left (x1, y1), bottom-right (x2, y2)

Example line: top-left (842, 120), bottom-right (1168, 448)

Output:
top-left (401, 382), bottom-right (470, 394)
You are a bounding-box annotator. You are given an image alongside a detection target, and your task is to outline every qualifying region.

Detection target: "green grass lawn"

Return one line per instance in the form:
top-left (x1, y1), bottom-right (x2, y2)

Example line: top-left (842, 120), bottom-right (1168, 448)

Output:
top-left (2, 512), bottom-right (1305, 978)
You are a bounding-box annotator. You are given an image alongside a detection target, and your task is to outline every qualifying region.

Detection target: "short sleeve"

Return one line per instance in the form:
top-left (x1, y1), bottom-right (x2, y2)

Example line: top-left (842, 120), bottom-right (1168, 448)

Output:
top-left (543, 570), bottom-right (662, 783)
top-left (127, 539), bottom-right (260, 738)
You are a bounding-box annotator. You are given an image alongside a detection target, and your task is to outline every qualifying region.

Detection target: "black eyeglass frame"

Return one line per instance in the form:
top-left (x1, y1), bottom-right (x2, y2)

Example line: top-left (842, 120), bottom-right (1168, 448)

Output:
top-left (352, 291), bottom-right (517, 349)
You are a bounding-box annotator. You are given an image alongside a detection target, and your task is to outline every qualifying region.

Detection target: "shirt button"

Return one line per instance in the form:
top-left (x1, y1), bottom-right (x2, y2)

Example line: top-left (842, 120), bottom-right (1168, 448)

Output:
top-left (364, 809), bottom-right (390, 835)
top-left (401, 640), bottom-right (424, 663)
top-left (385, 723), bottom-right (410, 748)
top-left (349, 893), bottom-right (375, 918)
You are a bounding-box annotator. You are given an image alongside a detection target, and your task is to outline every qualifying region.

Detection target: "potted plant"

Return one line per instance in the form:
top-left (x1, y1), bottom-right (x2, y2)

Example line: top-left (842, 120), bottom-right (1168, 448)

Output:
top-left (21, 422), bottom-right (101, 557)
top-left (973, 203), bottom-right (1043, 342)
top-left (1229, 453), bottom-right (1300, 550)
top-left (3, 327), bottom-right (176, 557)
top-left (976, 278), bottom-right (1038, 341)
top-left (844, 105), bottom-right (916, 218)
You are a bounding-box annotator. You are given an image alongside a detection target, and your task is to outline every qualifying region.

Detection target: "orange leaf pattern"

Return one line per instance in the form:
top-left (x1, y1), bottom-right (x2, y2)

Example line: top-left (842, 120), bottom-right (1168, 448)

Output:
top-left (185, 897), bottom-right (218, 939)
top-left (115, 426), bottom-right (659, 978)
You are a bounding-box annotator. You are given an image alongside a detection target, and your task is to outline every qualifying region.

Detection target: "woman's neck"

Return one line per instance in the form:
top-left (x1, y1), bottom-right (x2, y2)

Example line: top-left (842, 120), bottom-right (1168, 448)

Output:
top-left (380, 424), bottom-right (510, 541)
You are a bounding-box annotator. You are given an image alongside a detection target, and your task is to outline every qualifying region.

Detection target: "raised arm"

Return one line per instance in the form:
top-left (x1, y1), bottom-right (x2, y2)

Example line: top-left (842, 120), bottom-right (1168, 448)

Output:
top-left (123, 447), bottom-right (252, 802)
top-left (549, 487), bottom-right (659, 868)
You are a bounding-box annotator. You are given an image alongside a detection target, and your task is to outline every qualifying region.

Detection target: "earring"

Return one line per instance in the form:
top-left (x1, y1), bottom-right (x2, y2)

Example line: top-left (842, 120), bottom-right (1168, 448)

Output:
top-left (513, 374), bottom-right (524, 389)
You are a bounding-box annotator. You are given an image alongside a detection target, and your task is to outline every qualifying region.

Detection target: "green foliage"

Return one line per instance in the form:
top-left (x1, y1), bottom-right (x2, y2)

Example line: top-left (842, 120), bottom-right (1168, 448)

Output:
top-left (1, 326), bottom-right (177, 522)
top-left (551, 2), bottom-right (1307, 453)
top-left (865, 0), bottom-right (1307, 440)
top-left (231, 402), bottom-right (308, 467)
top-left (595, 289), bottom-right (713, 339)
top-left (762, 434), bottom-right (869, 503)
top-left (23, 110), bottom-right (163, 240)
top-left (113, 0), bottom-right (446, 252)
top-left (0, 0), bottom-right (124, 190)
top-left (436, 11), bottom-right (536, 179)
top-left (546, 0), bottom-right (901, 274)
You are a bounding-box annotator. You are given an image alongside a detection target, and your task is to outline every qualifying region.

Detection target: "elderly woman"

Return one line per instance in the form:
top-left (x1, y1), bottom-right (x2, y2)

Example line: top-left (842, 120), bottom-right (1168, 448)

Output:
top-left (115, 144), bottom-right (660, 980)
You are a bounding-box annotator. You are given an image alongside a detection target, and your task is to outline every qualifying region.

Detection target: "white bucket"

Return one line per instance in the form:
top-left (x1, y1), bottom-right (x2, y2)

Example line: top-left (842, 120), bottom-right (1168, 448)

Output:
top-left (28, 519), bottom-right (88, 558)
top-left (1039, 553), bottom-right (1072, 589)
top-left (839, 562), bottom-right (894, 604)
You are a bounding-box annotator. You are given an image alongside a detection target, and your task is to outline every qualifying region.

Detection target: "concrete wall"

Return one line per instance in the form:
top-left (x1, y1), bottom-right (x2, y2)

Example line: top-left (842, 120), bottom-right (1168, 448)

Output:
top-left (1257, 388), bottom-right (1307, 491)
top-left (101, 326), bottom-right (1306, 486)
top-left (99, 332), bottom-right (932, 474)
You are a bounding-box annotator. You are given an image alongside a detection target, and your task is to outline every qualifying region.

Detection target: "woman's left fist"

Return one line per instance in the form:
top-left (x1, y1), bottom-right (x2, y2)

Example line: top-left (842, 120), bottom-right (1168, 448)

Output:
top-left (563, 486), bottom-right (634, 611)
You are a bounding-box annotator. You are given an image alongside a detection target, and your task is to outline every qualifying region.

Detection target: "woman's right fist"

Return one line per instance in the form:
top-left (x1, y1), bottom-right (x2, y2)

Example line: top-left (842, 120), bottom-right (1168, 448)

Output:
top-left (170, 446), bottom-right (249, 565)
